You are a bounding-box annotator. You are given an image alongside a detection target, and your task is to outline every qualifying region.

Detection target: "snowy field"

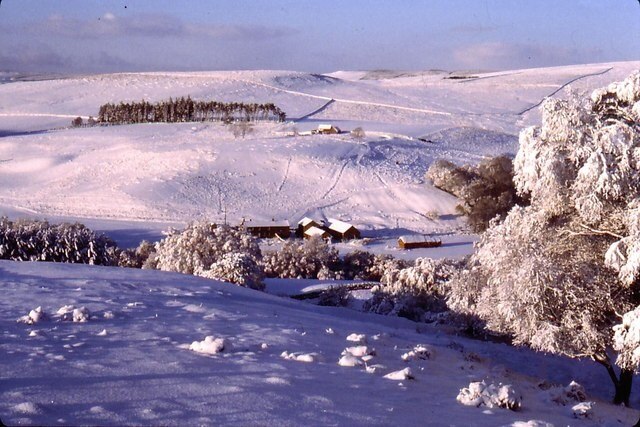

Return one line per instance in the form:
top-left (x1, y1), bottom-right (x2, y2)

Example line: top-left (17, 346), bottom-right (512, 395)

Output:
top-left (1, 61), bottom-right (639, 246)
top-left (2, 61), bottom-right (640, 425)
top-left (2, 260), bottom-right (639, 426)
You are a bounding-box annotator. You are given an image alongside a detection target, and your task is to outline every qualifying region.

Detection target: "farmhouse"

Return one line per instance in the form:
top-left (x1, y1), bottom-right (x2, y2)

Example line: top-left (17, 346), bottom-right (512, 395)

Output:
top-left (398, 235), bottom-right (442, 250)
top-left (296, 217), bottom-right (322, 237)
top-left (327, 219), bottom-right (360, 241)
top-left (243, 219), bottom-right (291, 239)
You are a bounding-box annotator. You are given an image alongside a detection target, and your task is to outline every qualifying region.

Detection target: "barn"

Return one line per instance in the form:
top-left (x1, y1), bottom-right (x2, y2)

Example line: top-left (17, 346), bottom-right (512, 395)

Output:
top-left (243, 220), bottom-right (291, 239)
top-left (327, 219), bottom-right (360, 241)
top-left (398, 235), bottom-right (442, 250)
top-left (316, 124), bottom-right (341, 134)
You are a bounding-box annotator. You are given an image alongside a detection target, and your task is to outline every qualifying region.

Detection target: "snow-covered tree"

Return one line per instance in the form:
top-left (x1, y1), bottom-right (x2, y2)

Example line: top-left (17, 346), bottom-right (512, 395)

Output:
top-left (262, 236), bottom-right (340, 279)
top-left (200, 252), bottom-right (264, 290)
top-left (426, 155), bottom-right (524, 232)
top-left (367, 257), bottom-right (462, 321)
top-left (154, 223), bottom-right (263, 288)
top-left (448, 71), bottom-right (640, 405)
top-left (0, 218), bottom-right (118, 265)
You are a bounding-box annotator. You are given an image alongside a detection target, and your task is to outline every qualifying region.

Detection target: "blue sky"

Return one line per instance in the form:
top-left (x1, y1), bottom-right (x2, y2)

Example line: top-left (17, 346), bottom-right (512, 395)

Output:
top-left (1, 0), bottom-right (638, 73)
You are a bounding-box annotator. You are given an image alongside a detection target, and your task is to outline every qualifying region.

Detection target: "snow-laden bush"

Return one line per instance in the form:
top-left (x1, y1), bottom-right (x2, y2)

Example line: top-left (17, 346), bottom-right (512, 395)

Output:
top-left (457, 381), bottom-right (522, 411)
top-left (317, 286), bottom-right (350, 307)
top-left (118, 240), bottom-right (155, 269)
top-left (426, 156), bottom-right (525, 232)
top-left (0, 217), bottom-right (118, 265)
top-left (426, 159), bottom-right (476, 198)
top-left (342, 250), bottom-right (407, 281)
top-left (154, 223), bottom-right (263, 289)
top-left (199, 252), bottom-right (264, 290)
top-left (262, 236), bottom-right (340, 279)
top-left (17, 306), bottom-right (47, 325)
top-left (365, 257), bottom-right (463, 321)
top-left (543, 381), bottom-right (587, 406)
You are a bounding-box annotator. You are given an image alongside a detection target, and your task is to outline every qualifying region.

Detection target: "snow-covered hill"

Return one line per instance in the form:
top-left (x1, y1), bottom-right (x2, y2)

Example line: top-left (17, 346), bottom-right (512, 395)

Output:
top-left (1, 61), bottom-right (639, 244)
top-left (2, 260), bottom-right (637, 426)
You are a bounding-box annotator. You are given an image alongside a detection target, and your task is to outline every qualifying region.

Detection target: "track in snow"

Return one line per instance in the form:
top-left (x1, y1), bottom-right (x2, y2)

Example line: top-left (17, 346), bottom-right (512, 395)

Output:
top-left (277, 157), bottom-right (292, 192)
top-left (295, 99), bottom-right (336, 121)
top-left (321, 160), bottom-right (349, 200)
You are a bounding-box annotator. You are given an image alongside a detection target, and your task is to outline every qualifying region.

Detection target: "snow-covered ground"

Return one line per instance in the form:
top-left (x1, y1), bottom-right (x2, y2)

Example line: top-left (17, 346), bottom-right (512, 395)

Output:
top-left (2, 62), bottom-right (640, 425)
top-left (1, 61), bottom-right (639, 246)
top-left (2, 260), bottom-right (639, 426)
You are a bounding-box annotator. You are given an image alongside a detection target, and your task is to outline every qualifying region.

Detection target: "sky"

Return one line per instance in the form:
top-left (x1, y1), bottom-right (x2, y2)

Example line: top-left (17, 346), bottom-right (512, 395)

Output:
top-left (0, 0), bottom-right (639, 74)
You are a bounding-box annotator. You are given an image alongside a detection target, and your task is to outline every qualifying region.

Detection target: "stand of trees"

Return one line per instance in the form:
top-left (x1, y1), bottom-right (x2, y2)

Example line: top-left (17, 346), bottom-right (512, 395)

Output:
top-left (97, 97), bottom-right (286, 125)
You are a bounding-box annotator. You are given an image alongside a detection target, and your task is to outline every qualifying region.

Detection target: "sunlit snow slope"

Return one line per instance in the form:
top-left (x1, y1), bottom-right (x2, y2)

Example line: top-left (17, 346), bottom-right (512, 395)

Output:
top-left (0, 62), bottom-right (638, 236)
top-left (2, 260), bottom-right (637, 426)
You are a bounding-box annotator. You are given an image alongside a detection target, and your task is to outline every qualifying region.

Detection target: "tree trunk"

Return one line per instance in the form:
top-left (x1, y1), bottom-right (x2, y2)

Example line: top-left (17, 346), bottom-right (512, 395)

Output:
top-left (614, 368), bottom-right (633, 407)
top-left (595, 354), bottom-right (634, 407)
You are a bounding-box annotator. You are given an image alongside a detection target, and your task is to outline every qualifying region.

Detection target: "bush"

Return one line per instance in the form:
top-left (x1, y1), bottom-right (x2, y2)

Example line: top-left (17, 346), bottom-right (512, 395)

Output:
top-left (0, 217), bottom-right (117, 265)
top-left (200, 252), bottom-right (264, 290)
top-left (351, 127), bottom-right (366, 141)
top-left (342, 250), bottom-right (408, 281)
top-left (426, 156), bottom-right (526, 232)
top-left (71, 116), bottom-right (83, 127)
top-left (154, 223), bottom-right (263, 289)
top-left (365, 257), bottom-right (462, 321)
top-left (317, 286), bottom-right (350, 307)
top-left (118, 240), bottom-right (155, 268)
top-left (262, 236), bottom-right (340, 279)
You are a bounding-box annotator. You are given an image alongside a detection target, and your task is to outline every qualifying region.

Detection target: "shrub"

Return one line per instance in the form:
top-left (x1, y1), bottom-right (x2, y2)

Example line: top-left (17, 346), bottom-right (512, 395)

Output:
top-left (262, 236), bottom-right (340, 279)
top-left (71, 116), bottom-right (83, 127)
top-left (342, 250), bottom-right (408, 281)
top-left (317, 286), bottom-right (350, 307)
top-left (426, 156), bottom-right (526, 232)
top-left (154, 223), bottom-right (263, 289)
top-left (118, 240), bottom-right (155, 268)
top-left (365, 257), bottom-right (462, 321)
top-left (200, 252), bottom-right (265, 290)
top-left (351, 127), bottom-right (366, 141)
top-left (0, 217), bottom-right (117, 265)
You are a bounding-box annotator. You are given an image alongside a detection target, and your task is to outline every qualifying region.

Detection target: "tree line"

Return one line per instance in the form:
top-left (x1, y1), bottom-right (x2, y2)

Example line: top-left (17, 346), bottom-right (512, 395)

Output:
top-left (97, 97), bottom-right (286, 125)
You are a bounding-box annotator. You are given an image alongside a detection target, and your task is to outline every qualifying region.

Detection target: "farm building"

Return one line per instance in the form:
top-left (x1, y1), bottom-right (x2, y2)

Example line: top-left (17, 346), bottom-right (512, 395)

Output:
top-left (296, 217), bottom-right (322, 237)
top-left (304, 225), bottom-right (331, 240)
top-left (315, 124), bottom-right (341, 134)
top-left (398, 235), bottom-right (442, 250)
top-left (327, 219), bottom-right (360, 241)
top-left (243, 220), bottom-right (291, 239)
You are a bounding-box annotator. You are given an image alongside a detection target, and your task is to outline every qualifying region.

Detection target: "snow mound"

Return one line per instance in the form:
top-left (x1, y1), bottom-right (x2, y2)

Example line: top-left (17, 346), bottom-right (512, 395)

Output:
top-left (510, 421), bottom-right (554, 427)
top-left (57, 305), bottom-right (90, 322)
top-left (457, 381), bottom-right (521, 411)
top-left (346, 333), bottom-right (367, 343)
top-left (342, 345), bottom-right (375, 358)
top-left (11, 402), bottom-right (43, 415)
top-left (338, 354), bottom-right (363, 367)
top-left (571, 401), bottom-right (595, 419)
top-left (17, 306), bottom-right (47, 324)
top-left (189, 336), bottom-right (227, 355)
top-left (280, 351), bottom-right (319, 363)
top-left (383, 367), bottom-right (414, 381)
top-left (401, 344), bottom-right (433, 361)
